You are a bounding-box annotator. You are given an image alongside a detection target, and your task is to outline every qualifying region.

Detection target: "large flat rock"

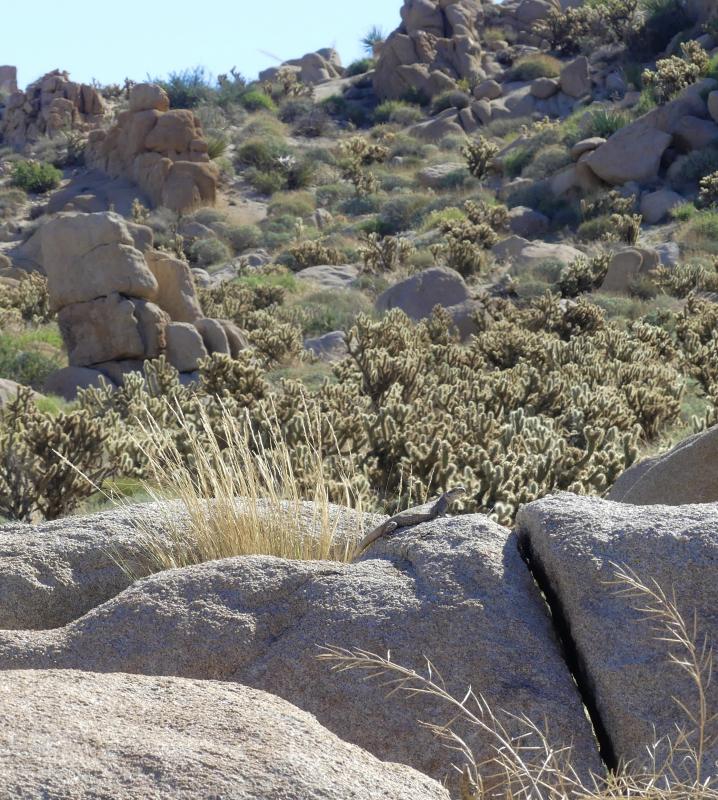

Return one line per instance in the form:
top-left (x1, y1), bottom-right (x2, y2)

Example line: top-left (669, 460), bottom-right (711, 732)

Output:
top-left (0, 669), bottom-right (449, 800)
top-left (517, 493), bottom-right (718, 773)
top-left (0, 514), bottom-right (601, 787)
top-left (0, 501), bottom-right (376, 630)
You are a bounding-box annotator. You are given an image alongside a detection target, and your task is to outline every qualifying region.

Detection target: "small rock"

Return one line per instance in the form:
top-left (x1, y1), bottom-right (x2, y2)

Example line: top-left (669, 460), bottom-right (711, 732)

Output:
top-left (376, 267), bottom-right (469, 321)
top-left (560, 56), bottom-right (591, 99)
top-left (508, 206), bottom-right (549, 237)
top-left (530, 77), bottom-right (559, 99)
top-left (570, 137), bottom-right (606, 160)
top-left (640, 189), bottom-right (685, 225)
top-left (417, 163), bottom-right (466, 189)
top-left (165, 322), bottom-right (208, 373)
top-left (474, 79), bottom-right (502, 100)
top-left (43, 366), bottom-right (112, 401)
top-left (304, 331), bottom-right (348, 362)
top-left (296, 264), bottom-right (359, 290)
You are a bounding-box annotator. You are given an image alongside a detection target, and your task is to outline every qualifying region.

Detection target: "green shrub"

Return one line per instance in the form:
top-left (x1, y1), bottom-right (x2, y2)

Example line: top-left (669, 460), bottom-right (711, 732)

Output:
top-left (292, 108), bottom-right (332, 138)
top-left (235, 137), bottom-right (290, 171)
top-left (189, 237), bottom-right (231, 267)
top-left (293, 288), bottom-right (373, 336)
top-left (577, 214), bottom-right (615, 241)
top-left (373, 100), bottom-right (424, 126)
top-left (502, 146), bottom-right (533, 178)
top-left (261, 213), bottom-right (300, 250)
top-left (430, 90), bottom-right (471, 115)
top-left (506, 54), bottom-right (562, 81)
top-left (388, 133), bottom-right (429, 161)
top-left (247, 169), bottom-right (285, 195)
top-left (225, 224), bottom-right (262, 254)
top-left (677, 210), bottom-right (718, 254)
top-left (522, 145), bottom-right (572, 180)
top-left (11, 161), bottom-right (62, 193)
top-left (206, 134), bottom-right (229, 160)
top-left (583, 107), bottom-right (630, 138)
top-left (0, 341), bottom-right (58, 390)
top-left (377, 193), bottom-right (433, 235)
top-left (240, 90), bottom-right (277, 113)
top-left (671, 147), bottom-right (718, 190)
top-left (278, 97), bottom-right (315, 123)
top-left (0, 187), bottom-right (27, 219)
top-left (346, 58), bottom-right (375, 77)
top-left (671, 202), bottom-right (697, 221)
top-left (155, 66), bottom-right (214, 108)
top-left (268, 191), bottom-right (316, 218)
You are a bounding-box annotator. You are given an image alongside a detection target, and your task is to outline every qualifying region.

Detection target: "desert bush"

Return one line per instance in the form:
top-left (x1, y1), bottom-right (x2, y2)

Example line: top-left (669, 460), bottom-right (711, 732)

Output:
top-left (583, 107), bottom-right (630, 138)
top-left (346, 57), bottom-right (375, 77)
top-left (642, 41), bottom-right (709, 103)
top-left (268, 191), bottom-right (316, 219)
top-left (239, 89), bottom-right (277, 113)
top-left (522, 145), bottom-right (572, 180)
top-left (373, 100), bottom-right (424, 126)
top-left (677, 211), bottom-right (718, 254)
top-left (0, 187), bottom-right (26, 219)
top-left (506, 54), bottom-right (562, 81)
top-left (206, 134), bottom-right (228, 160)
top-left (155, 66), bottom-right (214, 109)
top-left (292, 107), bottom-right (332, 138)
top-left (502, 146), bottom-right (533, 178)
top-left (671, 147), bottom-right (718, 190)
top-left (377, 193), bottom-right (433, 235)
top-left (0, 388), bottom-right (115, 522)
top-left (224, 224), bottom-right (262, 254)
top-left (0, 337), bottom-right (59, 390)
top-left (235, 136), bottom-right (290, 171)
top-left (278, 97), bottom-right (314, 123)
top-left (463, 137), bottom-right (499, 180)
top-left (10, 160), bottom-right (61, 193)
top-left (188, 237), bottom-right (231, 267)
top-left (581, 190), bottom-right (636, 220)
top-left (430, 90), bottom-right (471, 115)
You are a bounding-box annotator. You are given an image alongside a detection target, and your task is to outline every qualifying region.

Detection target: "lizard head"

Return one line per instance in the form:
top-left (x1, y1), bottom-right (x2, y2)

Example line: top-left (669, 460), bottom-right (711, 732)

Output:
top-left (445, 486), bottom-right (467, 501)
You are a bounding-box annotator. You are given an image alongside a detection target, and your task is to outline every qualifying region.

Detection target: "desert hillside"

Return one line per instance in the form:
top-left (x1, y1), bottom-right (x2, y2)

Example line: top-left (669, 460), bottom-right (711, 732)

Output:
top-left (2, 0), bottom-right (718, 797)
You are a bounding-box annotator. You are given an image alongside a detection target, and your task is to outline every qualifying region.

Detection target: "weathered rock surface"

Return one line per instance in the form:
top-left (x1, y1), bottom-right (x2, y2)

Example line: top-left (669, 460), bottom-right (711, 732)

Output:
top-left (377, 266), bottom-right (468, 316)
top-left (42, 366), bottom-right (111, 400)
top-left (640, 189), bottom-right (685, 225)
top-left (86, 83), bottom-right (217, 213)
top-left (41, 212), bottom-right (158, 311)
top-left (304, 330), bottom-right (348, 362)
top-left (0, 69), bottom-right (104, 148)
top-left (0, 501), bottom-right (376, 631)
top-left (584, 122), bottom-right (672, 185)
top-left (373, 0), bottom-right (485, 100)
top-left (295, 264), bottom-right (359, 289)
top-left (608, 425), bottom-right (718, 505)
top-left (493, 236), bottom-right (584, 270)
top-left (0, 670), bottom-right (449, 800)
top-left (560, 56), bottom-right (591, 99)
top-left (0, 514), bottom-right (601, 786)
top-left (518, 493), bottom-right (718, 774)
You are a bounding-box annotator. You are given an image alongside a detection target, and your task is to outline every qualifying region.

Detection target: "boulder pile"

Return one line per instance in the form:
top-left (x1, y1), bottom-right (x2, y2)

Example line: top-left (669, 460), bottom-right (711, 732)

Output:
top-left (40, 211), bottom-right (245, 398)
top-left (259, 48), bottom-right (344, 85)
top-left (85, 83), bottom-right (218, 213)
top-left (0, 65), bottom-right (17, 96)
top-left (0, 69), bottom-right (104, 149)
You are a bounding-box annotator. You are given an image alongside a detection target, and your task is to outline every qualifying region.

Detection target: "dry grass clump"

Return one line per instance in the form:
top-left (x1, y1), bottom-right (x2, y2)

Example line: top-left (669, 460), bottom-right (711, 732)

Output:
top-left (116, 399), bottom-right (365, 577)
top-left (321, 566), bottom-right (718, 800)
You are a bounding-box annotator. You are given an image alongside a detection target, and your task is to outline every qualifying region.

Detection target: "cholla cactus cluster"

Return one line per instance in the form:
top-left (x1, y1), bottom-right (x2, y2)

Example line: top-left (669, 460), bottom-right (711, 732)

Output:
top-left (462, 137), bottom-right (499, 180)
top-left (358, 232), bottom-right (414, 273)
top-left (0, 272), bottom-right (52, 325)
top-left (698, 171), bottom-right (718, 208)
top-left (0, 388), bottom-right (115, 521)
top-left (557, 254), bottom-right (611, 298)
top-left (642, 41), bottom-right (709, 103)
top-left (337, 136), bottom-right (388, 196)
top-left (432, 200), bottom-right (508, 276)
top-left (288, 238), bottom-right (343, 270)
top-left (61, 291), bottom-right (698, 526)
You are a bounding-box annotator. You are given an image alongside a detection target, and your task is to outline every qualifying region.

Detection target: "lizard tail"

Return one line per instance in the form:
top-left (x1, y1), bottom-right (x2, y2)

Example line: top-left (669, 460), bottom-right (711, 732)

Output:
top-left (352, 521), bottom-right (398, 560)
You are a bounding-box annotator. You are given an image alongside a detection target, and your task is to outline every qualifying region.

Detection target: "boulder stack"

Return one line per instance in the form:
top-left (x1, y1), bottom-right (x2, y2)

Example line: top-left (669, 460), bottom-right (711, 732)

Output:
top-left (0, 69), bottom-right (104, 149)
top-left (259, 48), bottom-right (344, 85)
top-left (0, 65), bottom-right (17, 96)
top-left (41, 211), bottom-right (244, 396)
top-left (85, 83), bottom-right (218, 214)
top-left (373, 0), bottom-right (485, 100)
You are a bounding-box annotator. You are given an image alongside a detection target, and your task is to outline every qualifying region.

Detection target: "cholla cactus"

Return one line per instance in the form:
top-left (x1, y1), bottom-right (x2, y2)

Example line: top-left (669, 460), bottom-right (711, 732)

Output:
top-left (699, 171), bottom-right (718, 208)
top-left (642, 41), bottom-right (709, 104)
top-left (358, 232), bottom-right (414, 273)
top-left (462, 136), bottom-right (499, 180)
top-left (338, 136), bottom-right (388, 196)
top-left (581, 190), bottom-right (635, 221)
top-left (433, 199), bottom-right (507, 276)
top-left (557, 254), bottom-right (611, 298)
top-left (0, 388), bottom-right (116, 521)
top-left (288, 238), bottom-right (343, 270)
top-left (0, 272), bottom-right (52, 324)
top-left (610, 212), bottom-right (642, 245)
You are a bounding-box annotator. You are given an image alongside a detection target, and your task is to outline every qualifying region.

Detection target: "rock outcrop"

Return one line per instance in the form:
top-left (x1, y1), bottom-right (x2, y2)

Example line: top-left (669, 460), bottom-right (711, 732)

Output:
top-left (608, 426), bottom-right (718, 505)
top-left (259, 48), bottom-right (344, 85)
top-left (0, 670), bottom-right (450, 800)
top-left (518, 493), bottom-right (718, 776)
top-left (40, 211), bottom-right (244, 390)
top-left (0, 513), bottom-right (602, 787)
top-left (86, 83), bottom-right (218, 213)
top-left (0, 65), bottom-right (17, 96)
top-left (0, 500), bottom-right (376, 630)
top-left (0, 69), bottom-right (104, 149)
top-left (374, 0), bottom-right (486, 100)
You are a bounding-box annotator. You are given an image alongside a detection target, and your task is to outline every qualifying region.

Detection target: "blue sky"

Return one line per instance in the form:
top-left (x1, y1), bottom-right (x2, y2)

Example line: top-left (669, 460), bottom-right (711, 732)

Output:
top-left (4, 1), bottom-right (402, 89)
